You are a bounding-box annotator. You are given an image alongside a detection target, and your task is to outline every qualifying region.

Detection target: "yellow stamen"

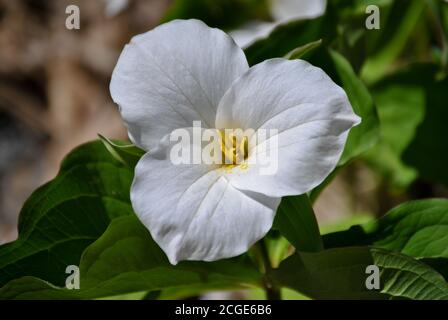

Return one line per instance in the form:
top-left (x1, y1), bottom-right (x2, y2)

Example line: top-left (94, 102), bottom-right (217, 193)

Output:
top-left (220, 131), bottom-right (249, 168)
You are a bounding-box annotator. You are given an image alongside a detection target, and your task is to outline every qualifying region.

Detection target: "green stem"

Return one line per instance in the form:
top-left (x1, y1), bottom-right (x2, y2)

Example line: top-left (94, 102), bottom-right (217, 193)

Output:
top-left (258, 240), bottom-right (281, 300)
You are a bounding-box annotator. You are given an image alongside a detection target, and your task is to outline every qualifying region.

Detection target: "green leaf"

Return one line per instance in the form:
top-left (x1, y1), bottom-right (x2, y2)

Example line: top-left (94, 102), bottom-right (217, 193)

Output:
top-left (324, 49), bottom-right (380, 165)
top-left (372, 248), bottom-right (448, 300)
top-left (162, 0), bottom-right (269, 30)
top-left (274, 195), bottom-right (323, 253)
top-left (0, 215), bottom-right (262, 299)
top-left (371, 199), bottom-right (448, 259)
top-left (361, 0), bottom-right (427, 83)
top-left (284, 39), bottom-right (322, 60)
top-left (364, 64), bottom-right (434, 188)
top-left (98, 134), bottom-right (144, 168)
top-left (324, 199), bottom-right (448, 260)
top-left (271, 247), bottom-right (448, 300)
top-left (0, 141), bottom-right (135, 288)
top-left (308, 49), bottom-right (379, 200)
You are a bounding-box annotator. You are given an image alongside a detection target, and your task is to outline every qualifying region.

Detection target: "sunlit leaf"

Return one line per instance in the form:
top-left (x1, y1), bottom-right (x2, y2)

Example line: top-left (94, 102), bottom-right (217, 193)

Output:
top-left (324, 199), bottom-right (448, 260)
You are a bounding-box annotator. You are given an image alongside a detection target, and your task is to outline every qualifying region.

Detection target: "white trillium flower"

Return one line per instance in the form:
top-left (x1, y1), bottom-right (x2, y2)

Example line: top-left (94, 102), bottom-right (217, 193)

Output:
top-left (231, 0), bottom-right (327, 48)
top-left (110, 19), bottom-right (360, 264)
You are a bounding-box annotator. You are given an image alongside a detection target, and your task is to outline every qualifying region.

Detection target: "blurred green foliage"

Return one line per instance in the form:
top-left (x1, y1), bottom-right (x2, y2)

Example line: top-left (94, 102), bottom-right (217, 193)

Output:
top-left (162, 0), bottom-right (270, 30)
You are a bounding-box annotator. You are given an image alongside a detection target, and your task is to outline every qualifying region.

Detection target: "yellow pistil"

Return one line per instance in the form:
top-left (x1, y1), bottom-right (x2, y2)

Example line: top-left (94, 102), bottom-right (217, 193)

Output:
top-left (220, 130), bottom-right (249, 169)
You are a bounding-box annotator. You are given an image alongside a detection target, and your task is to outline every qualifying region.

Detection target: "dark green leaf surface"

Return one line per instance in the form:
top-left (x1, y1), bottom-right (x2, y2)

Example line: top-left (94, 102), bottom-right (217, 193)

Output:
top-left (283, 39), bottom-right (322, 60)
top-left (0, 141), bottom-right (135, 287)
top-left (98, 134), bottom-right (144, 168)
top-left (325, 49), bottom-right (379, 165)
top-left (372, 248), bottom-right (448, 300)
top-left (308, 49), bottom-right (379, 199)
top-left (0, 215), bottom-right (262, 299)
top-left (274, 195), bottom-right (323, 253)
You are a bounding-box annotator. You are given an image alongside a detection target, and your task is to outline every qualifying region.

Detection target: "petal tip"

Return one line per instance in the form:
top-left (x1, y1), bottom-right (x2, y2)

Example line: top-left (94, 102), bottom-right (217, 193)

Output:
top-left (352, 113), bottom-right (362, 127)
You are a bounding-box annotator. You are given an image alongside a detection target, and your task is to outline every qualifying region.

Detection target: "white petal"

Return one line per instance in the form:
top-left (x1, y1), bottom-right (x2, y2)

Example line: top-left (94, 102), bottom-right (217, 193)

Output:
top-left (110, 19), bottom-right (249, 150)
top-left (216, 58), bottom-right (360, 197)
top-left (229, 21), bottom-right (276, 48)
top-left (270, 0), bottom-right (327, 22)
top-left (229, 0), bottom-right (327, 49)
top-left (103, 0), bottom-right (129, 17)
top-left (131, 143), bottom-right (279, 264)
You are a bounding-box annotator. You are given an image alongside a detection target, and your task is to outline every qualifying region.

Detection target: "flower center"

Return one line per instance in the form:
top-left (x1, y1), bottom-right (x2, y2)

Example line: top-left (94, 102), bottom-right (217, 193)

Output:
top-left (220, 130), bottom-right (249, 166)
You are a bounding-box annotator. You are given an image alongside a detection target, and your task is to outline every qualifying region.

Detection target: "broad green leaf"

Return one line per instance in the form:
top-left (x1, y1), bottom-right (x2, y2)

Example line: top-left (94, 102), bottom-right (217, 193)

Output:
top-left (323, 199), bottom-right (448, 260)
top-left (271, 247), bottom-right (448, 300)
top-left (274, 195), bottom-right (323, 253)
top-left (308, 48), bottom-right (379, 200)
top-left (424, 258), bottom-right (448, 281)
top-left (372, 249), bottom-right (448, 300)
top-left (0, 215), bottom-right (262, 299)
top-left (325, 50), bottom-right (380, 165)
top-left (98, 134), bottom-right (144, 167)
top-left (373, 199), bottom-right (448, 259)
top-left (266, 235), bottom-right (292, 268)
top-left (0, 141), bottom-right (134, 288)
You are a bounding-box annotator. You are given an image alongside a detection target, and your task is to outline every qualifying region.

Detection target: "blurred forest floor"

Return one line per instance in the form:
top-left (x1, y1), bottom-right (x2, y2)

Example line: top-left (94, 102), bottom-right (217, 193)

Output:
top-left (0, 0), bottom-right (442, 247)
top-left (0, 0), bottom-right (171, 243)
